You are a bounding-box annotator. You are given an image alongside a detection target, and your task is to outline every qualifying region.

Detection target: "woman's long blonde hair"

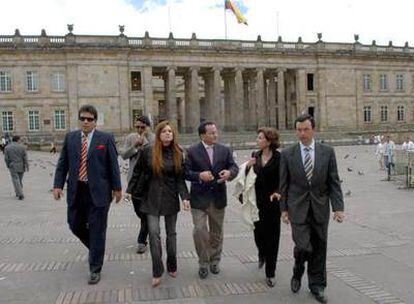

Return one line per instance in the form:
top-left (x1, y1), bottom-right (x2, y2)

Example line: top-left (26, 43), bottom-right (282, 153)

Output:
top-left (151, 120), bottom-right (183, 176)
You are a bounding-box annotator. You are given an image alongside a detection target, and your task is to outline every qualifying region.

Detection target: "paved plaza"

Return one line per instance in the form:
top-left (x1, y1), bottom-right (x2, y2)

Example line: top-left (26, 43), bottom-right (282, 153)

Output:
top-left (0, 145), bottom-right (413, 304)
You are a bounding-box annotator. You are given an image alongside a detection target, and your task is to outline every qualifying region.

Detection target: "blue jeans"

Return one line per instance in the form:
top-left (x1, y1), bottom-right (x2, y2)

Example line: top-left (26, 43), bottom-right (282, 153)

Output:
top-left (147, 213), bottom-right (177, 277)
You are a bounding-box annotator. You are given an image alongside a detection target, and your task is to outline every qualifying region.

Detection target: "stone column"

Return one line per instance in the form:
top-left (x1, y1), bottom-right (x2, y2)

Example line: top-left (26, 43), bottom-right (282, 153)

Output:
top-left (256, 68), bottom-right (266, 127)
top-left (243, 79), bottom-right (250, 130)
top-left (285, 71), bottom-right (295, 129)
top-left (184, 66), bottom-right (200, 133)
top-left (267, 73), bottom-right (277, 128)
top-left (277, 69), bottom-right (286, 130)
top-left (212, 67), bottom-right (222, 126)
top-left (142, 66), bottom-right (154, 119)
top-left (317, 68), bottom-right (328, 131)
top-left (177, 97), bottom-right (185, 132)
top-left (296, 69), bottom-right (307, 116)
top-left (233, 67), bottom-right (244, 131)
top-left (248, 74), bottom-right (257, 130)
top-left (223, 74), bottom-right (232, 130)
top-left (67, 64), bottom-right (79, 130)
top-left (118, 64), bottom-right (130, 131)
top-left (203, 72), bottom-right (213, 121)
top-left (165, 66), bottom-right (177, 126)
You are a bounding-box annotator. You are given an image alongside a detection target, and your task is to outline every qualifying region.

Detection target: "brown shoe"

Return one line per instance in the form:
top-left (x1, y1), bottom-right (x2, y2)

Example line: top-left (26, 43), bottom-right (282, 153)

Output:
top-left (152, 277), bottom-right (161, 287)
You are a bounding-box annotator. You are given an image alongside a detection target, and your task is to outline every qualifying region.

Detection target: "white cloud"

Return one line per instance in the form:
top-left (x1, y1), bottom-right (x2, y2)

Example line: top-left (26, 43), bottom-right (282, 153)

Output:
top-left (0, 0), bottom-right (413, 46)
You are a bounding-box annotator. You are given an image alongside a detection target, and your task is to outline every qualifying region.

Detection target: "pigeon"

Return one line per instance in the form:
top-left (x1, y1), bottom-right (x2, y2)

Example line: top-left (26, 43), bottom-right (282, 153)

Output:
top-left (358, 171), bottom-right (364, 176)
top-left (344, 154), bottom-right (350, 159)
top-left (345, 190), bottom-right (351, 196)
top-left (347, 167), bottom-right (353, 172)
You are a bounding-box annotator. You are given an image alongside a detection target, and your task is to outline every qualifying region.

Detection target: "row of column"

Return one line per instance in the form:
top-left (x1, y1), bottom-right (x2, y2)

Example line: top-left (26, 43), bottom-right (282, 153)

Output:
top-left (159, 66), bottom-right (308, 133)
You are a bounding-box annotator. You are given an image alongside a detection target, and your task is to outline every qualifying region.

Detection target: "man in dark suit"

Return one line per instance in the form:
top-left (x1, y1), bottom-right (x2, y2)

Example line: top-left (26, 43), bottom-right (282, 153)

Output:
top-left (279, 114), bottom-right (344, 303)
top-left (185, 121), bottom-right (239, 279)
top-left (53, 104), bottom-right (122, 285)
top-left (4, 135), bottom-right (29, 200)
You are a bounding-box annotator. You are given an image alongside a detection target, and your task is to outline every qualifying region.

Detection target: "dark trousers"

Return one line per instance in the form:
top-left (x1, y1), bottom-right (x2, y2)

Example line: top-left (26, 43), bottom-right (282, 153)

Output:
top-left (9, 170), bottom-right (24, 197)
top-left (253, 207), bottom-right (281, 278)
top-left (67, 182), bottom-right (109, 273)
top-left (147, 213), bottom-right (177, 278)
top-left (132, 198), bottom-right (148, 245)
top-left (291, 207), bottom-right (328, 291)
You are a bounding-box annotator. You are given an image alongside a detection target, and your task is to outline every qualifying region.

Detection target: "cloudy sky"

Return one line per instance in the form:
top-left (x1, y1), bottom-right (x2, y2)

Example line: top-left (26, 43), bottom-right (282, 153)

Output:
top-left (1, 0), bottom-right (413, 46)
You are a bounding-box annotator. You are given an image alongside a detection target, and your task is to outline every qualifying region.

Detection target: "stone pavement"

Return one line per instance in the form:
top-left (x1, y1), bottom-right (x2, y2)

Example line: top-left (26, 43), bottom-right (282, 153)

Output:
top-left (0, 145), bottom-right (413, 304)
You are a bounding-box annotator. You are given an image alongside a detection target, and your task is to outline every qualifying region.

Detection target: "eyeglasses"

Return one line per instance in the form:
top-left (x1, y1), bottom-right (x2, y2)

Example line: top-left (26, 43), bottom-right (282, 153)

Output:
top-left (79, 117), bottom-right (95, 122)
top-left (137, 126), bottom-right (146, 130)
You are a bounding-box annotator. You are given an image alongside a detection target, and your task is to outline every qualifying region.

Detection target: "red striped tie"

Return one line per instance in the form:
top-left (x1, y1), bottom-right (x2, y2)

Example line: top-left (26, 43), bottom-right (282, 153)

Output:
top-left (78, 134), bottom-right (88, 181)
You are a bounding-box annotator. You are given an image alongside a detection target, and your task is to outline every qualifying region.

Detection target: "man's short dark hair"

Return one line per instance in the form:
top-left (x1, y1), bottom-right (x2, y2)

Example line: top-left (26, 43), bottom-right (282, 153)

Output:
top-left (136, 115), bottom-right (151, 127)
top-left (294, 114), bottom-right (315, 129)
top-left (78, 104), bottom-right (98, 120)
top-left (12, 135), bottom-right (20, 142)
top-left (198, 121), bottom-right (216, 136)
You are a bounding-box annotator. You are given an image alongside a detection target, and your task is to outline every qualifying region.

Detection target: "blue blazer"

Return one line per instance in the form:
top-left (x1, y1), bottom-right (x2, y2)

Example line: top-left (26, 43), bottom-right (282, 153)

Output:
top-left (185, 142), bottom-right (239, 210)
top-left (53, 129), bottom-right (122, 207)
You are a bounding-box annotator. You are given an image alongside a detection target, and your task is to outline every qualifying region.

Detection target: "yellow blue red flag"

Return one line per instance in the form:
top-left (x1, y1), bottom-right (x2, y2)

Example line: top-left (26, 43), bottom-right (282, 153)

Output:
top-left (225, 0), bottom-right (248, 25)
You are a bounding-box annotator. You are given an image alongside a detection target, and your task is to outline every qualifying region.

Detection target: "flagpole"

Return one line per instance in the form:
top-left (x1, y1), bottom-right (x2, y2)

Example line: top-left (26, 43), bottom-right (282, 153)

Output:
top-left (224, 7), bottom-right (228, 39)
top-left (168, 1), bottom-right (172, 32)
top-left (276, 11), bottom-right (280, 37)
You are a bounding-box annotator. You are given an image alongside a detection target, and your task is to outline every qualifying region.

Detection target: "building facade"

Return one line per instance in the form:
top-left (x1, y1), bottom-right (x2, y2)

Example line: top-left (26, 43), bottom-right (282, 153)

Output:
top-left (1, 29), bottom-right (414, 140)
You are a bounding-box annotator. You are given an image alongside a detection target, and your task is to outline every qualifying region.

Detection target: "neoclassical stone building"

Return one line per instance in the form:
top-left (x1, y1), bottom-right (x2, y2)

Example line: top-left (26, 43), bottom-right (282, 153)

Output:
top-left (0, 28), bottom-right (413, 140)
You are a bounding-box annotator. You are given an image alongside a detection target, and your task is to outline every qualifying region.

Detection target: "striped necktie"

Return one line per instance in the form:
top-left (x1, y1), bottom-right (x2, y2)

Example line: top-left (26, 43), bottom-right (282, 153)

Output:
top-left (78, 134), bottom-right (88, 181)
top-left (304, 146), bottom-right (313, 182)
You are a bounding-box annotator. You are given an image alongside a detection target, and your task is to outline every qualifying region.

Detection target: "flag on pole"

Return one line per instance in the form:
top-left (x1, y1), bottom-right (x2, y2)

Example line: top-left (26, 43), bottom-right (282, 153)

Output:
top-left (224, 0), bottom-right (248, 25)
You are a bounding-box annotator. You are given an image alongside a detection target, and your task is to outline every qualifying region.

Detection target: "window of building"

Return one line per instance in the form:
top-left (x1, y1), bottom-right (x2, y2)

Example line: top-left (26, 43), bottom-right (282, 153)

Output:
top-left (28, 110), bottom-right (40, 131)
top-left (26, 71), bottom-right (38, 92)
top-left (363, 106), bottom-right (372, 122)
top-left (397, 105), bottom-right (405, 121)
top-left (54, 110), bottom-right (66, 130)
top-left (0, 71), bottom-right (12, 92)
top-left (396, 74), bottom-right (404, 91)
top-left (380, 106), bottom-right (388, 122)
top-left (2, 111), bottom-right (13, 132)
top-left (307, 73), bottom-right (314, 91)
top-left (52, 71), bottom-right (66, 92)
top-left (131, 71), bottom-right (142, 91)
top-left (379, 74), bottom-right (388, 91)
top-left (363, 74), bottom-right (371, 91)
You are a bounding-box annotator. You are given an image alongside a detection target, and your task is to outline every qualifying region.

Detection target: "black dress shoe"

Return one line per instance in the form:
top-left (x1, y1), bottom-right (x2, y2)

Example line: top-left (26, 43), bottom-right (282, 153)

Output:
top-left (311, 289), bottom-right (327, 303)
top-left (88, 272), bottom-right (101, 285)
top-left (210, 264), bottom-right (220, 274)
top-left (198, 267), bottom-right (208, 279)
top-left (18, 195), bottom-right (24, 200)
top-left (290, 276), bottom-right (301, 293)
top-left (266, 277), bottom-right (275, 287)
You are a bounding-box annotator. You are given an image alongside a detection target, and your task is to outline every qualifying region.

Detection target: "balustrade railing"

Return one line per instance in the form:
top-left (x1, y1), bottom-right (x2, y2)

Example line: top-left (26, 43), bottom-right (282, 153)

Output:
top-left (0, 33), bottom-right (413, 56)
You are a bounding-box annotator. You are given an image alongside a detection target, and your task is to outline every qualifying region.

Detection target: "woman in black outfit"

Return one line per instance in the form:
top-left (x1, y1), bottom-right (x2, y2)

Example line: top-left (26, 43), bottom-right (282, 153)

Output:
top-left (246, 127), bottom-right (281, 287)
top-left (128, 120), bottom-right (190, 287)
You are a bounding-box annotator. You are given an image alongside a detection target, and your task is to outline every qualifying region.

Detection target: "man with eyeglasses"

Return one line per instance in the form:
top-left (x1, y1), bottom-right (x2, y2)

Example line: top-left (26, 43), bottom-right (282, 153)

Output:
top-left (52, 104), bottom-right (122, 285)
top-left (122, 115), bottom-right (154, 254)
